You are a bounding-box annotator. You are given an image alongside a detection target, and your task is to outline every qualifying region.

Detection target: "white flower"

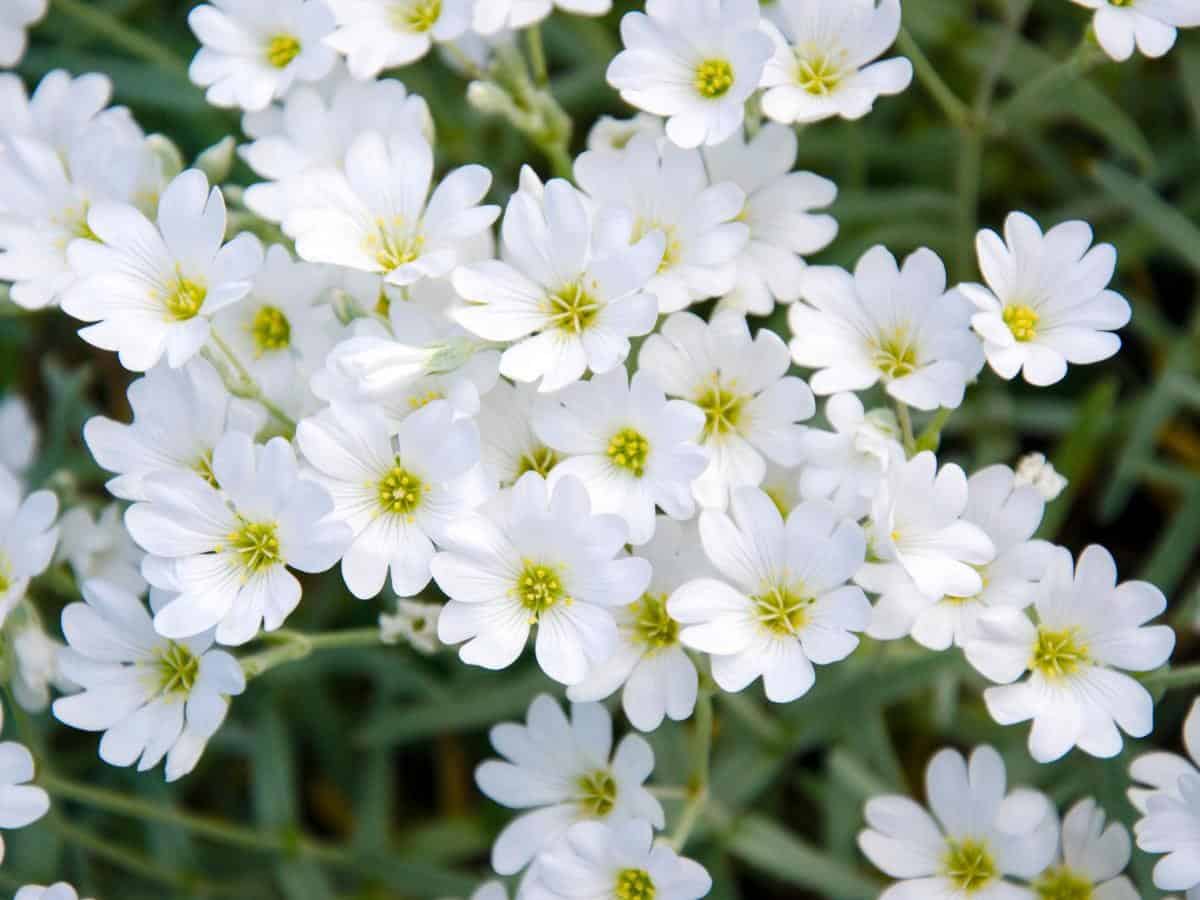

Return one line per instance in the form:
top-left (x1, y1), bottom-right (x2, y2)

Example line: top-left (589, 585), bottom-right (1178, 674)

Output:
top-left (0, 466), bottom-right (58, 627)
top-left (453, 175), bottom-right (661, 393)
top-left (585, 113), bottom-right (663, 154)
top-left (797, 393), bottom-right (902, 520)
top-left (53, 579), bottom-right (245, 781)
top-left (965, 544), bottom-right (1175, 763)
top-left (474, 695), bottom-right (663, 875)
top-left (533, 819), bottom-right (711, 900)
top-left (432, 472), bottom-right (651, 685)
top-left (62, 169), bottom-right (264, 372)
top-left (859, 451), bottom-right (995, 601)
top-left (0, 0), bottom-right (46, 68)
top-left (7, 619), bottom-right (70, 712)
top-left (0, 69), bottom-right (120, 158)
top-left (84, 357), bottom-right (266, 502)
top-left (0, 711), bottom-right (50, 864)
top-left (638, 311), bottom-right (814, 509)
top-left (568, 517), bottom-right (706, 732)
top-left (574, 135), bottom-right (749, 313)
top-left (57, 503), bottom-right (147, 596)
top-left (324, 0), bottom-right (472, 78)
top-left (285, 131), bottom-right (497, 288)
top-left (126, 432), bottom-right (350, 645)
top-left (533, 368), bottom-right (707, 545)
top-left (296, 399), bottom-right (486, 598)
top-left (1014, 451), bottom-right (1069, 502)
top-left (14, 886), bottom-right (93, 900)
top-left (759, 0), bottom-right (912, 125)
top-left (475, 379), bottom-right (573, 491)
top-left (379, 598), bottom-right (442, 653)
top-left (474, 0), bottom-right (611, 34)
top-left (188, 0), bottom-right (337, 111)
top-left (1070, 0), bottom-right (1200, 62)
top-left (961, 212), bottom-right (1131, 387)
top-left (606, 0), bottom-right (771, 149)
top-left (1030, 798), bottom-right (1138, 900)
top-left (669, 490), bottom-right (870, 702)
top-left (1130, 698), bottom-right (1200, 894)
top-left (0, 394), bottom-right (36, 476)
top-left (868, 464), bottom-right (1055, 651)
top-left (240, 73), bottom-right (432, 223)
top-left (790, 245), bottom-right (984, 410)
top-left (702, 124), bottom-right (838, 315)
top-left (858, 744), bottom-right (1057, 899)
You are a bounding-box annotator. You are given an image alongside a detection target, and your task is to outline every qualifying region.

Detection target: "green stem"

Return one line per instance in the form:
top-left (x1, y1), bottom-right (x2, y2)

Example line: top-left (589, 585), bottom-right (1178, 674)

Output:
top-left (50, 0), bottom-right (190, 78)
top-left (894, 401), bottom-right (916, 456)
top-left (914, 408), bottom-right (954, 454)
top-left (998, 31), bottom-right (1103, 124)
top-left (540, 139), bottom-right (574, 181)
top-left (896, 28), bottom-right (970, 128)
top-left (1142, 664), bottom-right (1200, 691)
top-left (240, 627), bottom-right (383, 679)
top-left (526, 25), bottom-right (549, 87)
top-left (955, 125), bottom-right (984, 282)
top-left (669, 690), bottom-right (713, 851)
top-left (442, 41), bottom-right (485, 80)
top-left (207, 331), bottom-right (298, 434)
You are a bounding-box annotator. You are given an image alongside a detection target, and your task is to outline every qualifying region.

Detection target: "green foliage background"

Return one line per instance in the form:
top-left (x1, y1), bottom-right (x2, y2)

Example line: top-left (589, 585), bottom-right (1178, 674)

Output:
top-left (3, 0), bottom-right (1200, 897)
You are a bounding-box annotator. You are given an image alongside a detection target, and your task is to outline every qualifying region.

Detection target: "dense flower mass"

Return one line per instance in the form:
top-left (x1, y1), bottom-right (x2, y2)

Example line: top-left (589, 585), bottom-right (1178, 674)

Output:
top-left (0, 0), bottom-right (1196, 896)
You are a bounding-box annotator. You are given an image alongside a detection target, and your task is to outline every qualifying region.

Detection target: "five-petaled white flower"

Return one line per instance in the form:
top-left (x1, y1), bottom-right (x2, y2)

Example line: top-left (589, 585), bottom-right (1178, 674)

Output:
top-left (1033, 797), bottom-right (1139, 900)
top-left (324, 0), bottom-right (472, 78)
top-left (1069, 0), bottom-right (1200, 62)
top-left (0, 466), bottom-right (59, 628)
top-left (0, 702), bottom-right (50, 864)
top-left (474, 0), bottom-right (611, 35)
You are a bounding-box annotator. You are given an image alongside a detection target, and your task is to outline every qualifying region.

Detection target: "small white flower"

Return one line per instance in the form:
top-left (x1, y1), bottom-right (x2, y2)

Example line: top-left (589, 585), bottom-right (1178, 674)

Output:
top-left (702, 124), bottom-right (838, 316)
top-left (1070, 0), bottom-right (1200, 62)
top-left (607, 0), bottom-right (772, 149)
top-left (585, 113), bottom-right (663, 154)
top-left (475, 695), bottom-right (663, 876)
top-left (797, 393), bottom-right (902, 520)
top-left (240, 72), bottom-right (432, 223)
top-left (670, 490), bottom-right (870, 703)
top-left (58, 503), bottom-right (147, 596)
top-left (379, 599), bottom-right (442, 653)
top-left (962, 212), bottom-right (1131, 387)
top-left (53, 579), bottom-right (246, 781)
top-left (324, 0), bottom-right (473, 78)
top-left (126, 432), bottom-right (350, 645)
top-left (188, 0), bottom-right (337, 111)
top-left (1030, 797), bottom-right (1138, 900)
top-left (859, 451), bottom-right (995, 602)
top-left (858, 744), bottom-right (1058, 898)
top-left (286, 131), bottom-right (498, 288)
top-left (84, 357), bottom-right (266, 502)
top-left (1014, 451), bottom-right (1069, 502)
top-left (296, 399), bottom-right (486, 599)
top-left (790, 245), bottom-right (984, 410)
top-left (0, 711), bottom-right (50, 864)
top-left (453, 175), bottom-right (662, 393)
top-left (0, 69), bottom-right (119, 158)
top-left (0, 394), bottom-right (37, 476)
top-left (7, 619), bottom-right (70, 712)
top-left (759, 0), bottom-right (913, 125)
top-left (534, 819), bottom-right (711, 900)
top-left (432, 472), bottom-right (651, 685)
top-left (14, 886), bottom-right (93, 900)
top-left (638, 311), bottom-right (814, 509)
top-left (62, 169), bottom-right (264, 372)
top-left (868, 464), bottom-right (1055, 651)
top-left (477, 380), bottom-right (563, 489)
top-left (0, 466), bottom-right (58, 627)
top-left (534, 368), bottom-right (708, 545)
top-left (0, 0), bottom-right (46, 68)
top-left (474, 0), bottom-right (611, 35)
top-left (965, 544), bottom-right (1175, 763)
top-left (568, 517), bottom-right (707, 732)
top-left (574, 135), bottom-right (749, 313)
top-left (1130, 697), bottom-right (1200, 894)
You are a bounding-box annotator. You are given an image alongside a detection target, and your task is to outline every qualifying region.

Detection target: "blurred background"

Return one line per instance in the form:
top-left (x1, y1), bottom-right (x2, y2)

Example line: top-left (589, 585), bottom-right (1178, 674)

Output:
top-left (3, 0), bottom-right (1199, 897)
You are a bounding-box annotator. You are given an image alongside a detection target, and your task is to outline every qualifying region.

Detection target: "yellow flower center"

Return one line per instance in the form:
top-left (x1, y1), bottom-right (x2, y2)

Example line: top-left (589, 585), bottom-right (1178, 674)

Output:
top-left (545, 280), bottom-right (601, 335)
top-left (576, 769), bottom-right (617, 817)
top-left (753, 583), bottom-right (813, 636)
top-left (163, 273), bottom-right (207, 322)
top-left (607, 428), bottom-right (650, 477)
top-left (615, 868), bottom-right (655, 900)
top-left (266, 34), bottom-right (302, 68)
top-left (517, 445), bottom-right (560, 479)
top-left (251, 305), bottom-right (291, 355)
top-left (1035, 866), bottom-right (1094, 900)
top-left (795, 53), bottom-right (843, 95)
top-left (227, 521), bottom-right (282, 573)
top-left (943, 839), bottom-right (997, 893)
top-left (630, 592), bottom-right (679, 650)
top-left (872, 331), bottom-right (918, 379)
top-left (396, 0), bottom-right (441, 31)
top-left (1002, 304), bottom-right (1039, 342)
top-left (407, 388), bottom-right (445, 410)
top-left (694, 58), bottom-right (735, 99)
top-left (1031, 626), bottom-right (1090, 678)
top-left (515, 560), bottom-right (571, 622)
top-left (377, 462), bottom-right (425, 518)
top-left (696, 378), bottom-right (746, 440)
top-left (156, 641), bottom-right (200, 695)
top-left (369, 218), bottom-right (425, 272)
top-left (0, 552), bottom-right (12, 595)
top-left (632, 218), bottom-right (682, 274)
top-left (194, 450), bottom-right (219, 488)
